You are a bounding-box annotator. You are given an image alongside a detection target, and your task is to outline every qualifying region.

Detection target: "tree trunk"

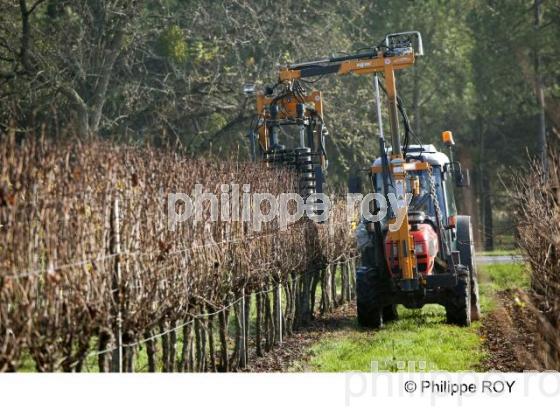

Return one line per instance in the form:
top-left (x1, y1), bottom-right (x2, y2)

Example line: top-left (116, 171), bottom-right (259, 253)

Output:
top-left (481, 174), bottom-right (494, 251)
top-left (124, 346), bottom-right (134, 373)
top-left (310, 270), bottom-right (321, 316)
top-left (322, 267), bottom-right (332, 314)
top-left (207, 315), bottom-right (216, 372)
top-left (97, 330), bottom-right (111, 372)
top-left (88, 29), bottom-right (125, 133)
top-left (178, 321), bottom-right (192, 372)
top-left (160, 322), bottom-right (170, 372)
top-left (218, 310), bottom-right (229, 372)
top-left (195, 317), bottom-right (207, 372)
top-left (243, 292), bottom-right (251, 363)
top-left (273, 284), bottom-right (282, 344)
top-left (168, 323), bottom-right (177, 373)
top-left (330, 264), bottom-right (337, 308)
top-left (534, 0), bottom-right (547, 173)
top-left (458, 147), bottom-right (481, 249)
top-left (255, 292), bottom-right (263, 357)
top-left (264, 291), bottom-right (274, 352)
top-left (144, 330), bottom-right (156, 372)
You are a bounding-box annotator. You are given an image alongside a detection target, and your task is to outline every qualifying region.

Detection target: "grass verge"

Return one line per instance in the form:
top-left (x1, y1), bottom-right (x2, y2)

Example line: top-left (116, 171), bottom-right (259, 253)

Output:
top-left (298, 262), bottom-right (529, 372)
top-left (305, 305), bottom-right (483, 372)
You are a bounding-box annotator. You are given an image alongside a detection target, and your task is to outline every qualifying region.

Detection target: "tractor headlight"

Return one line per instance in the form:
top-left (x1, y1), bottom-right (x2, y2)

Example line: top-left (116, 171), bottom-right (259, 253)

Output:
top-left (414, 242), bottom-right (424, 255)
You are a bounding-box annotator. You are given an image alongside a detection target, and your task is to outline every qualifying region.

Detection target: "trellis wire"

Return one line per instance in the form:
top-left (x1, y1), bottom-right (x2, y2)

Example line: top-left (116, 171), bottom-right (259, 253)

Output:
top-left (87, 256), bottom-right (359, 362)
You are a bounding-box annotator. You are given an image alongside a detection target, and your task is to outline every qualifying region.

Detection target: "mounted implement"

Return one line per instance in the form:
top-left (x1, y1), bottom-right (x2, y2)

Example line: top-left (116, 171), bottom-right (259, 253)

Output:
top-left (244, 74), bottom-right (328, 200)
top-left (246, 31), bottom-right (480, 327)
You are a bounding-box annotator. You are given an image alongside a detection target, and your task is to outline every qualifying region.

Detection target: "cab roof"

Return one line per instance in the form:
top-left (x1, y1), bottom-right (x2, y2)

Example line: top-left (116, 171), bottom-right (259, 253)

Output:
top-left (372, 144), bottom-right (450, 168)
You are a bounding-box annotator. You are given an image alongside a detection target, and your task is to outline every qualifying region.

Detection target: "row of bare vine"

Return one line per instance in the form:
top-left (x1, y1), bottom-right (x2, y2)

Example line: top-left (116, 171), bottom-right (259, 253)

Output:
top-left (514, 153), bottom-right (560, 370)
top-left (0, 131), bottom-right (357, 372)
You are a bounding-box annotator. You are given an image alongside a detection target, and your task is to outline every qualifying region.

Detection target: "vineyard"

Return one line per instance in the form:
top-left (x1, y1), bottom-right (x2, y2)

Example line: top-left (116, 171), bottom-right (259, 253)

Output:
top-left (1, 3), bottom-right (560, 410)
top-left (0, 131), bottom-right (357, 372)
top-left (514, 155), bottom-right (560, 369)
top-left (3, 129), bottom-right (560, 374)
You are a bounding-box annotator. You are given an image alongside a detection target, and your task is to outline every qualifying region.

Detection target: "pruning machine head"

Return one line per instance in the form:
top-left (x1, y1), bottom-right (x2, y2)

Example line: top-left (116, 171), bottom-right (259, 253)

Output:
top-left (245, 77), bottom-right (329, 198)
top-left (244, 31), bottom-right (424, 199)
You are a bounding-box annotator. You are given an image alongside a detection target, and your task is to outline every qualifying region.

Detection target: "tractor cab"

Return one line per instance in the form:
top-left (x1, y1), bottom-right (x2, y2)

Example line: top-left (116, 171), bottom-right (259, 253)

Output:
top-left (369, 144), bottom-right (460, 277)
top-left (372, 145), bottom-right (457, 228)
top-left (357, 136), bottom-right (479, 329)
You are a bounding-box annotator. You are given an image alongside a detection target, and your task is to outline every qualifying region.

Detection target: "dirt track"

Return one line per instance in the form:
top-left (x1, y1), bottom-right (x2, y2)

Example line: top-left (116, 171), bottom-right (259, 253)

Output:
top-left (481, 289), bottom-right (542, 371)
top-left (245, 303), bottom-right (357, 372)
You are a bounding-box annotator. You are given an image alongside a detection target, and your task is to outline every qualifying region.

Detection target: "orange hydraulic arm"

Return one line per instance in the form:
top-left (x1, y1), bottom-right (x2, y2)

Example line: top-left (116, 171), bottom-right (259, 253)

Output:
top-left (277, 47), bottom-right (414, 158)
top-left (270, 33), bottom-right (422, 283)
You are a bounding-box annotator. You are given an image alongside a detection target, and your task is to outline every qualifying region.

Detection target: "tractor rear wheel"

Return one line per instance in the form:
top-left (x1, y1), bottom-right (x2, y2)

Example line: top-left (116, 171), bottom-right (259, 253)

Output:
top-left (445, 267), bottom-right (471, 326)
top-left (457, 215), bottom-right (481, 321)
top-left (356, 267), bottom-right (384, 329)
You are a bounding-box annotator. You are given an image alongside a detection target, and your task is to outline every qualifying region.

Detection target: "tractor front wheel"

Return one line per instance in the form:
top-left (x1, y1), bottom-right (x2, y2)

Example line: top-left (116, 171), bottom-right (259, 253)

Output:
top-left (445, 267), bottom-right (471, 327)
top-left (356, 267), bottom-right (384, 329)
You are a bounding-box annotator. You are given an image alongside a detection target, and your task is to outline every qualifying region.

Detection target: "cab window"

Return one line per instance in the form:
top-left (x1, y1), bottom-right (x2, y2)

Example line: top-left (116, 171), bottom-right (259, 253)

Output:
top-left (374, 167), bottom-right (446, 219)
top-left (443, 170), bottom-right (457, 217)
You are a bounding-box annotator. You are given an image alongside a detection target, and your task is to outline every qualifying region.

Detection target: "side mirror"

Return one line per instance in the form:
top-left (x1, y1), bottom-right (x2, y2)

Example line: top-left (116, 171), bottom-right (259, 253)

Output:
top-left (455, 167), bottom-right (470, 188)
top-left (441, 131), bottom-right (470, 187)
top-left (445, 162), bottom-right (470, 188)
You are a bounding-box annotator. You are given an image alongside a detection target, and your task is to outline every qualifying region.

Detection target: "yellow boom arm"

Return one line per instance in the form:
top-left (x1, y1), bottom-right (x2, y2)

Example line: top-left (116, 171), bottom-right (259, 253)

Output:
top-left (274, 44), bottom-right (418, 281)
